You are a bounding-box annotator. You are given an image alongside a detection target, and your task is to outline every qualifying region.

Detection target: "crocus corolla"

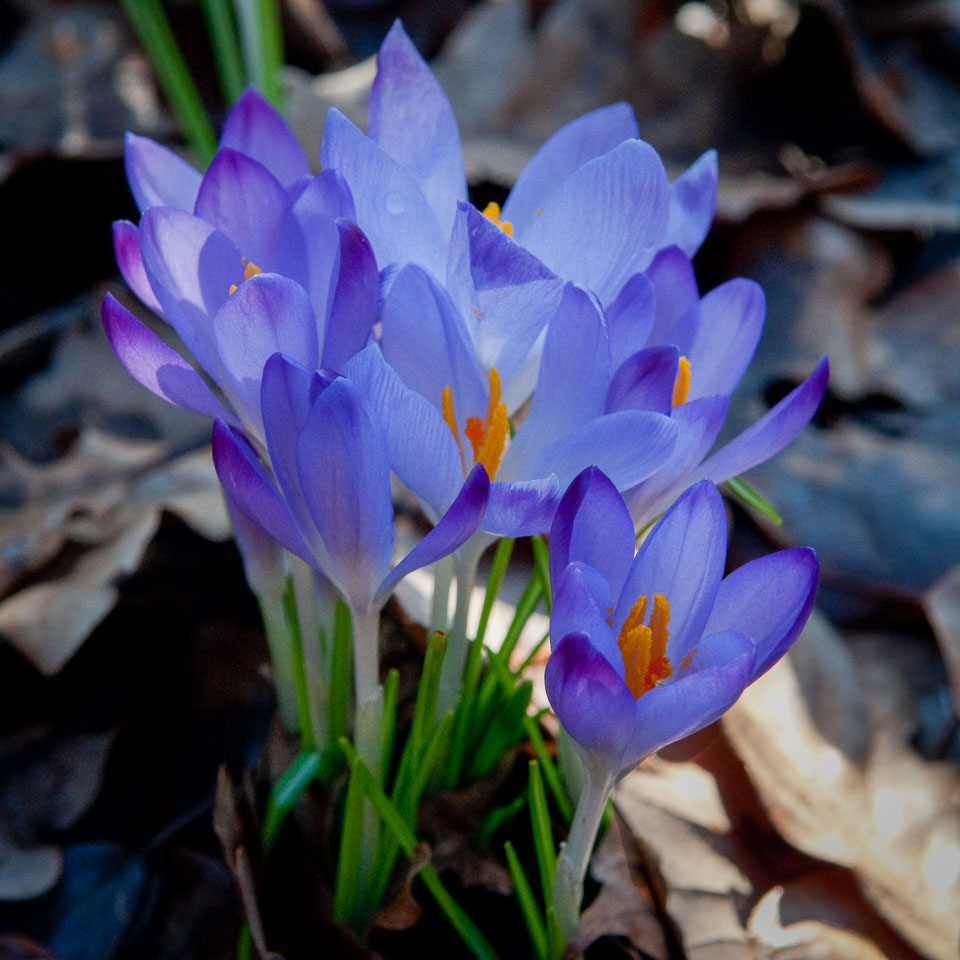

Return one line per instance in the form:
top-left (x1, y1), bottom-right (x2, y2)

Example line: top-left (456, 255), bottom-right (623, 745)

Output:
top-left (320, 20), bottom-right (716, 302)
top-left (545, 468), bottom-right (817, 938)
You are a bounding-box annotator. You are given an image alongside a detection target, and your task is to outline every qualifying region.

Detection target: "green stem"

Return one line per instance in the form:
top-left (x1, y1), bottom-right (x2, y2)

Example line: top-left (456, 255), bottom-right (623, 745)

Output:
top-left (283, 576), bottom-right (314, 751)
top-left (430, 555), bottom-right (454, 633)
top-left (258, 589), bottom-right (298, 731)
top-left (199, 0), bottom-right (246, 104)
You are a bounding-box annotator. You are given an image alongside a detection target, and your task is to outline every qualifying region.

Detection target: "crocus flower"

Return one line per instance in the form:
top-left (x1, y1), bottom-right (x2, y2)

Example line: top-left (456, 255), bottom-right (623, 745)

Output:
top-left (545, 468), bottom-right (817, 938)
top-left (320, 20), bottom-right (716, 302)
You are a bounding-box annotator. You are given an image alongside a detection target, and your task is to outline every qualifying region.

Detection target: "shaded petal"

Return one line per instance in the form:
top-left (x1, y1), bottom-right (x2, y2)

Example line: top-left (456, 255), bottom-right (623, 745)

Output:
top-left (112, 220), bottom-right (163, 315)
top-left (697, 357), bottom-right (829, 482)
top-left (552, 562), bottom-right (621, 672)
top-left (616, 480), bottom-right (726, 659)
top-left (504, 103), bottom-right (639, 233)
top-left (124, 133), bottom-right (201, 212)
top-left (663, 150), bottom-right (718, 258)
top-left (446, 204), bottom-right (564, 397)
top-left (606, 272), bottom-right (655, 372)
top-left (482, 476), bottom-right (562, 538)
top-left (102, 293), bottom-right (237, 424)
top-left (368, 20), bottom-right (466, 236)
top-left (686, 279), bottom-right (765, 400)
top-left (521, 140), bottom-right (670, 305)
top-left (605, 346), bottom-right (679, 416)
top-left (291, 168), bottom-right (356, 222)
top-left (322, 220), bottom-right (378, 370)
top-left (376, 463), bottom-right (489, 605)
top-left (380, 263), bottom-right (486, 420)
top-left (703, 548), bottom-right (818, 680)
top-left (211, 419), bottom-right (313, 563)
top-left (545, 632), bottom-right (637, 759)
top-left (139, 206), bottom-right (242, 373)
top-left (213, 274), bottom-right (318, 435)
top-left (320, 108), bottom-right (446, 277)
top-left (219, 87), bottom-right (310, 187)
top-left (645, 247), bottom-right (699, 347)
top-left (522, 410), bottom-right (678, 491)
top-left (620, 630), bottom-right (755, 770)
top-left (194, 149), bottom-right (295, 275)
top-left (296, 378), bottom-right (394, 610)
top-left (341, 344), bottom-right (463, 517)
top-left (549, 467), bottom-right (634, 600)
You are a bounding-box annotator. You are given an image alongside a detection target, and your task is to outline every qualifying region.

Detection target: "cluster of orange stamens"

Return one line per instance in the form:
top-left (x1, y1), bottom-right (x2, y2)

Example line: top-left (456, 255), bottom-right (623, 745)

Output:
top-left (617, 593), bottom-right (674, 698)
top-left (481, 202), bottom-right (513, 236)
top-left (228, 259), bottom-right (262, 295)
top-left (441, 367), bottom-right (509, 480)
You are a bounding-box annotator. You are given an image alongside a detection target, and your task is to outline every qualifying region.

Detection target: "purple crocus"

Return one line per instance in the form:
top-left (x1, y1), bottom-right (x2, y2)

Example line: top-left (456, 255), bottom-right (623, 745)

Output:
top-left (545, 468), bottom-right (817, 938)
top-left (320, 20), bottom-right (716, 301)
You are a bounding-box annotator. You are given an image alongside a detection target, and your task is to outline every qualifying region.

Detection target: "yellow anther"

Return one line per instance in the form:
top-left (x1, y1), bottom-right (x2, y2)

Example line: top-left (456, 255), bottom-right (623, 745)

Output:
top-left (672, 356), bottom-right (691, 407)
top-left (441, 367), bottom-right (509, 480)
top-left (442, 385), bottom-right (467, 476)
top-left (481, 201), bottom-right (513, 236)
top-left (228, 284), bottom-right (238, 295)
top-left (244, 261), bottom-right (262, 281)
top-left (617, 593), bottom-right (673, 699)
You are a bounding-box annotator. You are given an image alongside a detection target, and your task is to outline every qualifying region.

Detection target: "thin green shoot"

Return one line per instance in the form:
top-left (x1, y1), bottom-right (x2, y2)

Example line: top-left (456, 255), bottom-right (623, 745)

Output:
top-left (283, 575), bottom-right (314, 751)
top-left (530, 535), bottom-right (552, 612)
top-left (328, 600), bottom-right (352, 745)
top-left (477, 790), bottom-right (527, 853)
top-left (233, 0), bottom-right (284, 108)
top-left (504, 840), bottom-right (547, 960)
top-left (725, 474), bottom-right (783, 525)
top-left (199, 0), bottom-right (246, 103)
top-left (527, 760), bottom-right (556, 906)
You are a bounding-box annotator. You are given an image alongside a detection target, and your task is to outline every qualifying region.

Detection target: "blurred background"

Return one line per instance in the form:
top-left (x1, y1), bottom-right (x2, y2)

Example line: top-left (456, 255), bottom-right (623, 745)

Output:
top-left (0, 1), bottom-right (958, 958)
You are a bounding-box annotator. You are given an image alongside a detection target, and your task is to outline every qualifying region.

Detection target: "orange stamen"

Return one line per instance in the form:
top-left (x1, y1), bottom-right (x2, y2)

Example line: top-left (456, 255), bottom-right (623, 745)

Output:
top-left (442, 385), bottom-right (467, 476)
top-left (441, 368), bottom-right (509, 480)
top-left (617, 593), bottom-right (673, 699)
top-left (481, 201), bottom-right (513, 236)
top-left (244, 261), bottom-right (262, 282)
top-left (672, 356), bottom-right (691, 406)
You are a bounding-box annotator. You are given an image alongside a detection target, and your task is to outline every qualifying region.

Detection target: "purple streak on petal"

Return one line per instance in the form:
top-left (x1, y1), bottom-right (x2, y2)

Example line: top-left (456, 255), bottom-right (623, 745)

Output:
top-left (697, 357), bottom-right (829, 483)
top-left (213, 274), bottom-right (318, 434)
top-left (139, 206), bottom-right (243, 373)
top-left (616, 480), bottom-right (727, 660)
top-left (296, 378), bottom-right (394, 610)
top-left (523, 410), bottom-right (678, 492)
top-left (102, 293), bottom-right (237, 424)
top-left (194, 149), bottom-right (295, 275)
top-left (506, 284), bottom-right (610, 473)
top-left (212, 418), bottom-right (313, 564)
top-left (621, 631), bottom-right (755, 771)
top-left (504, 103), bottom-right (639, 234)
top-left (446, 204), bottom-right (564, 400)
top-left (320, 107), bottom-right (446, 277)
top-left (663, 150), bottom-right (718, 258)
top-left (521, 139), bottom-right (671, 306)
top-left (112, 220), bottom-right (163, 316)
top-left (703, 547), bottom-right (818, 680)
top-left (686, 279), bottom-right (765, 400)
top-left (606, 273), bottom-right (655, 372)
top-left (124, 133), bottom-right (201, 213)
top-left (622, 395), bottom-right (728, 529)
top-left (341, 344), bottom-right (463, 517)
top-left (605, 346), bottom-right (679, 416)
top-left (645, 247), bottom-right (699, 347)
top-left (481, 476), bottom-right (562, 538)
top-left (376, 463), bottom-right (490, 605)
top-left (551, 562), bottom-right (622, 674)
top-left (380, 263), bottom-right (486, 420)
top-left (545, 632), bottom-right (637, 759)
top-left (322, 220), bottom-right (378, 370)
top-left (549, 467), bottom-right (634, 601)
top-left (368, 21), bottom-right (466, 236)
top-left (219, 87), bottom-right (310, 187)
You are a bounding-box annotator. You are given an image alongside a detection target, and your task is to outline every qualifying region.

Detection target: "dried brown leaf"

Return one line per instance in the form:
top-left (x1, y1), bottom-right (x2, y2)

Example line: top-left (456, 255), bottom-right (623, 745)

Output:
top-left (373, 842), bottom-right (431, 931)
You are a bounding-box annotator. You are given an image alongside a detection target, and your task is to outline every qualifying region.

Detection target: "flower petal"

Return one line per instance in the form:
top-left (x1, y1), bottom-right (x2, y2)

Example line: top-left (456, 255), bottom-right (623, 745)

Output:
top-left (697, 357), bottom-right (829, 483)
top-left (616, 479), bottom-right (727, 659)
top-left (124, 133), bottom-right (201, 213)
top-left (702, 547), bottom-right (818, 679)
top-left (545, 632), bottom-right (637, 758)
top-left (112, 220), bottom-right (163, 316)
top-left (320, 107), bottom-right (446, 277)
top-left (219, 87), bottom-right (310, 188)
top-left (102, 293), bottom-right (237, 424)
top-left (296, 378), bottom-right (394, 610)
top-left (549, 466), bottom-right (635, 601)
top-left (322, 220), bottom-right (378, 370)
top-left (504, 103), bottom-right (639, 233)
top-left (645, 247), bottom-right (699, 347)
top-left (551, 562), bottom-right (621, 674)
top-left (376, 463), bottom-right (489, 606)
top-left (605, 346), bottom-right (679, 416)
top-left (606, 272), bottom-right (656, 372)
top-left (521, 139), bottom-right (671, 305)
top-left (482, 476), bottom-right (563, 538)
top-left (663, 150), bottom-right (718, 258)
top-left (368, 20), bottom-right (466, 236)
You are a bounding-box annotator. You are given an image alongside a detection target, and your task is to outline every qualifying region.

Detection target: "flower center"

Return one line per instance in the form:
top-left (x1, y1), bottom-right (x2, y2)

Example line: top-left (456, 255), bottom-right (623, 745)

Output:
top-left (481, 202), bottom-right (513, 236)
top-left (228, 259), bottom-right (262, 295)
top-left (441, 367), bottom-right (509, 480)
top-left (672, 356), bottom-right (691, 407)
top-left (617, 593), bottom-right (674, 698)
